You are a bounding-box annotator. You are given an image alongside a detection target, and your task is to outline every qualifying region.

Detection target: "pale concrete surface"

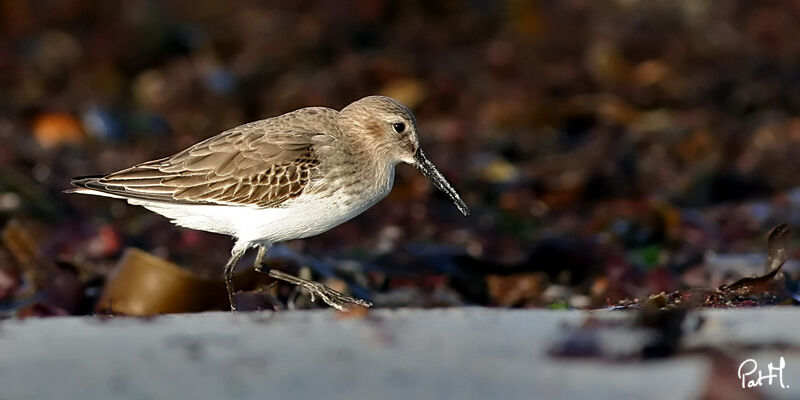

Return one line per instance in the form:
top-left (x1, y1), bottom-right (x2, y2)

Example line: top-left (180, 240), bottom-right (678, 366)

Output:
top-left (0, 308), bottom-right (797, 400)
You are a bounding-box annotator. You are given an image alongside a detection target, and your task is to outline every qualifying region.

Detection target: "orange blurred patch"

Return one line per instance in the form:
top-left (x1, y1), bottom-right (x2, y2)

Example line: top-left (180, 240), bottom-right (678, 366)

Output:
top-left (32, 112), bottom-right (85, 149)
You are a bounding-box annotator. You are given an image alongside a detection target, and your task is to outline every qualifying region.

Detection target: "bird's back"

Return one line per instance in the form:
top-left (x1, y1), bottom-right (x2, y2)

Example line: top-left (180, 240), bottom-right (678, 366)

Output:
top-left (70, 106), bottom-right (342, 208)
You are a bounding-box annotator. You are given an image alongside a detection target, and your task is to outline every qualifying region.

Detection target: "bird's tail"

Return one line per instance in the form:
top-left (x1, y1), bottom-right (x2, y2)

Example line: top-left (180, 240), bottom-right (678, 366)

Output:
top-left (64, 175), bottom-right (131, 200)
top-left (64, 175), bottom-right (104, 193)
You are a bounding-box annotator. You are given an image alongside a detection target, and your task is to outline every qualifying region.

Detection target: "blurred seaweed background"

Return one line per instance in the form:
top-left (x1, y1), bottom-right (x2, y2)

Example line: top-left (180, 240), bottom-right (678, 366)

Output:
top-left (1, 0), bottom-right (800, 316)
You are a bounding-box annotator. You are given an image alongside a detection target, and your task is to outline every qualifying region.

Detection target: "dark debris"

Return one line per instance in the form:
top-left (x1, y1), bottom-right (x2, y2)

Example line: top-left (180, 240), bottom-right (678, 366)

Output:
top-left (1, 2), bottom-right (800, 315)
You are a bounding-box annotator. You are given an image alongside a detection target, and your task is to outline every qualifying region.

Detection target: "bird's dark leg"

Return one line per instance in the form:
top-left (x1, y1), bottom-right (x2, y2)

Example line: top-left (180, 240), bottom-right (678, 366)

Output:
top-left (252, 244), bottom-right (372, 310)
top-left (224, 244), bottom-right (247, 312)
top-left (253, 243), bottom-right (270, 274)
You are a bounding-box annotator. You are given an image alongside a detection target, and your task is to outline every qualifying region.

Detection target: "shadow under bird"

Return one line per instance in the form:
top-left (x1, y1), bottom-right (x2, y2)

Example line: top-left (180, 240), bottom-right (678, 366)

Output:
top-left (69, 96), bottom-right (469, 311)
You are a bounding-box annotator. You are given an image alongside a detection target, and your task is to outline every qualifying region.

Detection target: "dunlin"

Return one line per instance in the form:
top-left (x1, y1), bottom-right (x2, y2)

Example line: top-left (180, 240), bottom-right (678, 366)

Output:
top-left (69, 96), bottom-right (469, 311)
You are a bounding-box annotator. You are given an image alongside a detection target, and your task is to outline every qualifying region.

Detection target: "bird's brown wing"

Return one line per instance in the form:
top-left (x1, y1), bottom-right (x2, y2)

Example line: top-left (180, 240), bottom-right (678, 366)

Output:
top-left (72, 108), bottom-right (338, 208)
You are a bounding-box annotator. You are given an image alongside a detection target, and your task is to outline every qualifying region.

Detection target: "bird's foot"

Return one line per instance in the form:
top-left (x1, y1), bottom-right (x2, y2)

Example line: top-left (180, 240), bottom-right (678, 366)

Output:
top-left (267, 269), bottom-right (372, 310)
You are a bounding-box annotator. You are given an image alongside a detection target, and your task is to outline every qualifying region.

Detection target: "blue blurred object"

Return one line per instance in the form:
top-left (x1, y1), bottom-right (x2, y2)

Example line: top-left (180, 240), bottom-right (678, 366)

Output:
top-left (82, 106), bottom-right (124, 141)
top-left (203, 67), bottom-right (236, 96)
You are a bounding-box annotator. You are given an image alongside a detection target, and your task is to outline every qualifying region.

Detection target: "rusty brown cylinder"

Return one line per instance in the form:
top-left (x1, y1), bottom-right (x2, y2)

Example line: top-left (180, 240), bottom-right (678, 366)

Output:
top-left (96, 248), bottom-right (228, 315)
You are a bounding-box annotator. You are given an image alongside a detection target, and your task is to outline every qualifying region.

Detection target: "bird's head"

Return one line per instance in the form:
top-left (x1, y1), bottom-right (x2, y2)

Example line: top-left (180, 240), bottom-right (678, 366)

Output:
top-left (339, 96), bottom-right (469, 216)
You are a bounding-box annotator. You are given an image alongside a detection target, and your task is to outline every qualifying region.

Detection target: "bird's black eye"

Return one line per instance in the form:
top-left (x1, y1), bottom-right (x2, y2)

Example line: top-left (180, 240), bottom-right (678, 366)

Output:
top-left (393, 122), bottom-right (406, 133)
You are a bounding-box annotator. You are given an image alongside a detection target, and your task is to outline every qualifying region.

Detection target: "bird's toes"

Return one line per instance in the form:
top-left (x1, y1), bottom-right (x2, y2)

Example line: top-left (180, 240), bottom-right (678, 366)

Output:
top-left (316, 284), bottom-right (372, 309)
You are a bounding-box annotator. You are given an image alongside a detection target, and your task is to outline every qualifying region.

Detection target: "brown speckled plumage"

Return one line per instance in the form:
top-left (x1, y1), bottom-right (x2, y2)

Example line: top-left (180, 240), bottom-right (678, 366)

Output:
top-left (73, 108), bottom-right (339, 207)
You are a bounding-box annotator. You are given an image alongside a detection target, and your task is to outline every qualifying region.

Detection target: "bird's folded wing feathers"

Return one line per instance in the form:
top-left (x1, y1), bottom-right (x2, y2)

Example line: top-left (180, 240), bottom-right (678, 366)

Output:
top-left (71, 113), bottom-right (338, 208)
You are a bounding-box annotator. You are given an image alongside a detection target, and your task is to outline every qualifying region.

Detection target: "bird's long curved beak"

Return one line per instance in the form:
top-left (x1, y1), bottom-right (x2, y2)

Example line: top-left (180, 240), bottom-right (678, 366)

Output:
top-left (414, 149), bottom-right (469, 216)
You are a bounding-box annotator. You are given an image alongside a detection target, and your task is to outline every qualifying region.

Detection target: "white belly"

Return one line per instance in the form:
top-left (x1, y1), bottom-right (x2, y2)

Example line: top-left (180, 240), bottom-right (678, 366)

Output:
top-left (131, 167), bottom-right (395, 245)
